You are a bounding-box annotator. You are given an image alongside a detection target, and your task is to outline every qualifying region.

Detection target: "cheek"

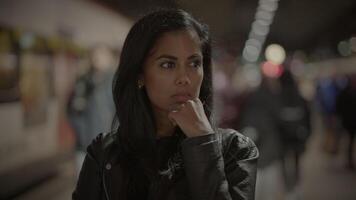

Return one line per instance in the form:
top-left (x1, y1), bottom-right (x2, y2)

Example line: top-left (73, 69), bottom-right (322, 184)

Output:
top-left (144, 74), bottom-right (172, 108)
top-left (192, 70), bottom-right (204, 95)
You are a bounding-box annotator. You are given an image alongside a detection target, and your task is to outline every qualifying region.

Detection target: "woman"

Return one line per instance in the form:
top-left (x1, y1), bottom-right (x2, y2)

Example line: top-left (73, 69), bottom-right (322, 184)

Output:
top-left (73, 9), bottom-right (258, 200)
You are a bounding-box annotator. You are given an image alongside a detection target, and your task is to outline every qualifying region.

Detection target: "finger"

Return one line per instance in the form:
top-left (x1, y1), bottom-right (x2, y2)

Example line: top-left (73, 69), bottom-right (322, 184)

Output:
top-left (169, 103), bottom-right (181, 112)
top-left (168, 114), bottom-right (177, 126)
top-left (168, 104), bottom-right (185, 124)
top-left (193, 97), bottom-right (200, 103)
top-left (192, 98), bottom-right (203, 105)
top-left (186, 99), bottom-right (195, 106)
top-left (170, 102), bottom-right (187, 112)
top-left (179, 102), bottom-right (186, 109)
top-left (186, 99), bottom-right (200, 109)
top-left (168, 110), bottom-right (178, 126)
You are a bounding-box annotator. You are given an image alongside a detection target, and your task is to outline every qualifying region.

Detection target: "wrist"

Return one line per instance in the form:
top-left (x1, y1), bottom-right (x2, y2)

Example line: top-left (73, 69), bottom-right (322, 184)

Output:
top-left (185, 127), bottom-right (214, 138)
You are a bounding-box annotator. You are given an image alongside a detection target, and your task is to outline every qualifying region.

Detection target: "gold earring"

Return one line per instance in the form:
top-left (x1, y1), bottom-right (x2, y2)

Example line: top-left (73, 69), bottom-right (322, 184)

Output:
top-left (138, 81), bottom-right (144, 89)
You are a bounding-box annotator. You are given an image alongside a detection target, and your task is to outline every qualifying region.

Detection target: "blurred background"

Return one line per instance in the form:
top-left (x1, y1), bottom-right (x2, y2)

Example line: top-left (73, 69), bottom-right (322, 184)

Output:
top-left (0, 0), bottom-right (355, 199)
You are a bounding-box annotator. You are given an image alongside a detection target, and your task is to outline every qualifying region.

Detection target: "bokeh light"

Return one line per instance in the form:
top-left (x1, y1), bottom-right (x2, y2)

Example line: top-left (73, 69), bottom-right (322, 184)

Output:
top-left (261, 60), bottom-right (283, 78)
top-left (264, 43), bottom-right (286, 65)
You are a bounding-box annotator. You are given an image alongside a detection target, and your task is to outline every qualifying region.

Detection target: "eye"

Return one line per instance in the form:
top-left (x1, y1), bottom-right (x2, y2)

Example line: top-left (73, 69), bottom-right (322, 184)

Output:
top-left (189, 60), bottom-right (202, 68)
top-left (160, 61), bottom-right (175, 69)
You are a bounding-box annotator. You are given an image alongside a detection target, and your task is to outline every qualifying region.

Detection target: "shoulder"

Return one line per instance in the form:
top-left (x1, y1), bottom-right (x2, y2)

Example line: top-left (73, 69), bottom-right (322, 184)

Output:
top-left (217, 128), bottom-right (259, 162)
top-left (86, 131), bottom-right (118, 165)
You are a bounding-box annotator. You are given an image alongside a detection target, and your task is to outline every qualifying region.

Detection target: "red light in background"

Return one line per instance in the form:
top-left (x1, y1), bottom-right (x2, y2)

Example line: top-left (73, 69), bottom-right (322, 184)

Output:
top-left (261, 61), bottom-right (284, 78)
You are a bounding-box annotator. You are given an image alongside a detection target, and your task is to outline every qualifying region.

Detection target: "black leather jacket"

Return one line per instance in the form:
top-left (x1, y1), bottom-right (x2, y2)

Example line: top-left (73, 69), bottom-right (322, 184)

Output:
top-left (72, 128), bottom-right (259, 200)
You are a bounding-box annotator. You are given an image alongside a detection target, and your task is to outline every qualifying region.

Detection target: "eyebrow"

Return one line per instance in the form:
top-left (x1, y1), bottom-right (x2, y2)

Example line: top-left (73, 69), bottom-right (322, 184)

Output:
top-left (187, 54), bottom-right (202, 60)
top-left (156, 54), bottom-right (177, 60)
top-left (155, 53), bottom-right (202, 61)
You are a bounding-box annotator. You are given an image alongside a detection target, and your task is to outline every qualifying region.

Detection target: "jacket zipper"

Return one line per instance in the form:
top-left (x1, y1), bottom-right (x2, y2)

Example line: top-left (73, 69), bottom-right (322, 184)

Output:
top-left (102, 168), bottom-right (111, 200)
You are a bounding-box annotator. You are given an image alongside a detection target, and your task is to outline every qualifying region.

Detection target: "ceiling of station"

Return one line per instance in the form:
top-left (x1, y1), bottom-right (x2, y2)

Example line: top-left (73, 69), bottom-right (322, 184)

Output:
top-left (95, 0), bottom-right (356, 56)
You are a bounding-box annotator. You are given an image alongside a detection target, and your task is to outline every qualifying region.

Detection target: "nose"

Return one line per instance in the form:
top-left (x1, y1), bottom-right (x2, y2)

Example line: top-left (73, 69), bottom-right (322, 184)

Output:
top-left (175, 68), bottom-right (191, 86)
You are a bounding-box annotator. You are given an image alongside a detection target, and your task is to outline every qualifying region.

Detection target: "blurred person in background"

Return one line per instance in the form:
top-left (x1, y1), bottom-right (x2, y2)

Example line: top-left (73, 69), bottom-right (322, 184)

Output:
top-left (67, 45), bottom-right (116, 175)
top-left (336, 74), bottom-right (356, 170)
top-left (315, 74), bottom-right (342, 154)
top-left (239, 71), bottom-right (284, 200)
top-left (278, 69), bottom-right (311, 200)
top-left (72, 9), bottom-right (258, 200)
top-left (217, 65), bottom-right (253, 133)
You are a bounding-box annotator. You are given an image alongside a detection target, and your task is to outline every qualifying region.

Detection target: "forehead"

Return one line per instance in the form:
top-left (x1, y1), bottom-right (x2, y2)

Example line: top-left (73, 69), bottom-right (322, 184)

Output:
top-left (149, 29), bottom-right (202, 56)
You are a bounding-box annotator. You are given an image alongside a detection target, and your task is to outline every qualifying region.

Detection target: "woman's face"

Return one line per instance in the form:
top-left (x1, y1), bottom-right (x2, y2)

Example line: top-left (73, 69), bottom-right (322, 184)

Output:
top-left (142, 29), bottom-right (204, 115)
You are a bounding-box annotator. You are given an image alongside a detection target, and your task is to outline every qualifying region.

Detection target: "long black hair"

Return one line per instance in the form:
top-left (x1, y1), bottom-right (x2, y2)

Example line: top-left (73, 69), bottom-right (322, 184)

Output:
top-left (111, 8), bottom-right (213, 199)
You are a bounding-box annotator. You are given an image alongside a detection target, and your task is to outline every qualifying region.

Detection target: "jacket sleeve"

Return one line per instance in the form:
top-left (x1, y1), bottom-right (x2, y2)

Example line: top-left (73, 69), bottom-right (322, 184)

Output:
top-left (181, 130), bottom-right (259, 200)
top-left (72, 134), bottom-right (105, 200)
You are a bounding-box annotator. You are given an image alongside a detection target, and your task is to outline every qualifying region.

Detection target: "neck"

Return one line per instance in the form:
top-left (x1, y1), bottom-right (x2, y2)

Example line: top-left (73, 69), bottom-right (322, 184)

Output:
top-left (154, 109), bottom-right (175, 138)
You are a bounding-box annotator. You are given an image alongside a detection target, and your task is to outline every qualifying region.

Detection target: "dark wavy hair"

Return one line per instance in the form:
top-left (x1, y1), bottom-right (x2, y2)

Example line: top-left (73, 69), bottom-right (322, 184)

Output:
top-left (112, 8), bottom-right (212, 199)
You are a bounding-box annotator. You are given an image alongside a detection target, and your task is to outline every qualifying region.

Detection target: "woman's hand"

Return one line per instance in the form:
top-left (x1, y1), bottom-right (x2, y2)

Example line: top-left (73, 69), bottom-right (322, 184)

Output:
top-left (168, 98), bottom-right (213, 138)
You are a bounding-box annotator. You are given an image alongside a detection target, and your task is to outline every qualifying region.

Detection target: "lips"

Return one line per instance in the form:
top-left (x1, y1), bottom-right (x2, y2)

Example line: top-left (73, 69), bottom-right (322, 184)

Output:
top-left (172, 93), bottom-right (192, 103)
